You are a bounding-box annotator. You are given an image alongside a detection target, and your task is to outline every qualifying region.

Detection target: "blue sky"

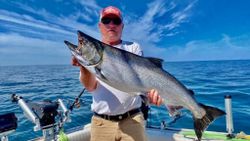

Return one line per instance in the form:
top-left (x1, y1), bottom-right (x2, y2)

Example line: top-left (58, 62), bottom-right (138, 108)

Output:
top-left (0, 0), bottom-right (250, 66)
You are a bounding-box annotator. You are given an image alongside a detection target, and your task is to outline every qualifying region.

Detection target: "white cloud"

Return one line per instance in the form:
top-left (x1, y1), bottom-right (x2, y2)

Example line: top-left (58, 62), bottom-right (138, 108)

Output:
top-left (3, 1), bottom-right (101, 36)
top-left (77, 0), bottom-right (101, 10)
top-left (3, 0), bottom-right (248, 66)
top-left (143, 0), bottom-right (168, 23)
top-left (123, 0), bottom-right (197, 41)
top-left (165, 0), bottom-right (197, 31)
top-left (13, 0), bottom-right (99, 21)
top-left (0, 33), bottom-right (70, 66)
top-left (0, 33), bottom-right (65, 54)
top-left (0, 1), bottom-right (102, 65)
top-left (123, 0), bottom-right (169, 43)
top-left (121, 0), bottom-right (250, 62)
top-left (163, 34), bottom-right (250, 61)
top-left (0, 10), bottom-right (74, 35)
top-left (122, 0), bottom-right (197, 59)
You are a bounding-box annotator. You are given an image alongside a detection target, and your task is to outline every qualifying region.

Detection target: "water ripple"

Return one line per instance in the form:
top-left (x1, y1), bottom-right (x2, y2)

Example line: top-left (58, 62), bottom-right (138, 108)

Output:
top-left (0, 60), bottom-right (250, 140)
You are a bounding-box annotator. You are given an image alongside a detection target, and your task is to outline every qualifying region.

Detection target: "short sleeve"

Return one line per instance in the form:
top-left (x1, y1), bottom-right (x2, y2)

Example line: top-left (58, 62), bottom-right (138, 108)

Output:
top-left (91, 81), bottom-right (104, 94)
top-left (132, 42), bottom-right (143, 56)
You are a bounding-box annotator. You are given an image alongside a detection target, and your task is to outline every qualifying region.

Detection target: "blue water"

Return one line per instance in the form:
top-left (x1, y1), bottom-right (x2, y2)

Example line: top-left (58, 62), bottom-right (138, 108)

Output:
top-left (1, 60), bottom-right (250, 140)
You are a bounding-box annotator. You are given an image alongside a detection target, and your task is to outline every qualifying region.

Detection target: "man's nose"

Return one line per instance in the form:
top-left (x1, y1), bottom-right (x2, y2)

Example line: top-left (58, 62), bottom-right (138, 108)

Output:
top-left (106, 20), bottom-right (118, 27)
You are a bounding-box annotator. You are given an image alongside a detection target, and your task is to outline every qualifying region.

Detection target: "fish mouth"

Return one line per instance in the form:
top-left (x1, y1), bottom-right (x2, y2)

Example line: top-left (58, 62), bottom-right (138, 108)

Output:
top-left (64, 40), bottom-right (90, 66)
top-left (64, 40), bottom-right (77, 51)
top-left (64, 40), bottom-right (83, 56)
top-left (64, 39), bottom-right (102, 67)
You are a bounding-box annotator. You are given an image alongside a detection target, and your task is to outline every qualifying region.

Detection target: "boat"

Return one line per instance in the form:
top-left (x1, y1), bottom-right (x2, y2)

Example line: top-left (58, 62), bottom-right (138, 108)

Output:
top-left (29, 123), bottom-right (249, 141)
top-left (1, 94), bottom-right (249, 141)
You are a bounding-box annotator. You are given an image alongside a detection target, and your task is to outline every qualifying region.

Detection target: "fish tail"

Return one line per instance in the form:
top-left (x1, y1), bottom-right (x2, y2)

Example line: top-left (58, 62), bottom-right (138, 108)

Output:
top-left (193, 103), bottom-right (226, 141)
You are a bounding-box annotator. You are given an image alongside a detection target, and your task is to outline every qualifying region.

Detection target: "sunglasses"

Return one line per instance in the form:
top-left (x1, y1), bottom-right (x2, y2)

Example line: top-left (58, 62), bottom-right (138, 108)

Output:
top-left (101, 17), bottom-right (122, 25)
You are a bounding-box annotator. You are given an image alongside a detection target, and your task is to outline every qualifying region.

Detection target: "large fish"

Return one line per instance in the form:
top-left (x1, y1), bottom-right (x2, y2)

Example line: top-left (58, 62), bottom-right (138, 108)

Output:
top-left (64, 30), bottom-right (225, 141)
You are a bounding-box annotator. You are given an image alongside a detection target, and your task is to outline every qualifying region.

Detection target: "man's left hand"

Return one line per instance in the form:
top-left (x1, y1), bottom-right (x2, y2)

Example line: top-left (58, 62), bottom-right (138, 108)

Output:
top-left (147, 89), bottom-right (163, 106)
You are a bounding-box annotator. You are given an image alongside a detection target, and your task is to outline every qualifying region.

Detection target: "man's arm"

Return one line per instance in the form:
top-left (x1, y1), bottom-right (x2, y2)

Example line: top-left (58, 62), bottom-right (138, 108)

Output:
top-left (72, 57), bottom-right (97, 92)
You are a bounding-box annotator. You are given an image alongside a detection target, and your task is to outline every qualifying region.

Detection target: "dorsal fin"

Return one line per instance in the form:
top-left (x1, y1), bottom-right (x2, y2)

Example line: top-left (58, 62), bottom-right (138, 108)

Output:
top-left (147, 57), bottom-right (164, 68)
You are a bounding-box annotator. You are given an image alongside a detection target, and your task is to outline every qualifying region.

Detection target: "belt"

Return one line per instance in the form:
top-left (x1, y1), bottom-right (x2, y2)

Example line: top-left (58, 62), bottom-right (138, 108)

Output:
top-left (93, 108), bottom-right (141, 121)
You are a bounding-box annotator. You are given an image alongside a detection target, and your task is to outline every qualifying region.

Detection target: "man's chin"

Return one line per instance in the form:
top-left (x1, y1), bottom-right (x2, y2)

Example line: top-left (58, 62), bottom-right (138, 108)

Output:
top-left (108, 35), bottom-right (118, 40)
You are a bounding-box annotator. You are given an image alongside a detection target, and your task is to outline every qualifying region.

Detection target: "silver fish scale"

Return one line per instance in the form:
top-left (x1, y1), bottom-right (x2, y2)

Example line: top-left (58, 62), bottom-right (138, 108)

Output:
top-left (98, 45), bottom-right (205, 118)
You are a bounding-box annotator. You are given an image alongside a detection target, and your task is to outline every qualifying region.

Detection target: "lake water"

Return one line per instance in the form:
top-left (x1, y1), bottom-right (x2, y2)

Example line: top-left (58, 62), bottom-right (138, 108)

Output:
top-left (1, 60), bottom-right (250, 140)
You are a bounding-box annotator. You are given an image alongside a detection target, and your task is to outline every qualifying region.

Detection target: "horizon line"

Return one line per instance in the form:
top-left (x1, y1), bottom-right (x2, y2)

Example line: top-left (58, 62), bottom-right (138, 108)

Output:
top-left (1, 58), bottom-right (250, 67)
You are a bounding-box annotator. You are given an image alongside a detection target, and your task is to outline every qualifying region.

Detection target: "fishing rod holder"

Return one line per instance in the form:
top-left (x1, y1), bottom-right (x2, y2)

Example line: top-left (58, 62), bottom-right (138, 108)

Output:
top-left (224, 95), bottom-right (234, 138)
top-left (11, 94), bottom-right (71, 140)
top-left (11, 94), bottom-right (41, 131)
top-left (0, 113), bottom-right (17, 141)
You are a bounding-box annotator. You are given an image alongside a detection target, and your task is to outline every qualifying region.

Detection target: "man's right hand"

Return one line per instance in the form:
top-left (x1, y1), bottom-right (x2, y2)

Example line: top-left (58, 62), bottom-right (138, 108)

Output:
top-left (71, 55), bottom-right (97, 92)
top-left (71, 56), bottom-right (87, 74)
top-left (71, 56), bottom-right (81, 67)
top-left (71, 56), bottom-right (87, 76)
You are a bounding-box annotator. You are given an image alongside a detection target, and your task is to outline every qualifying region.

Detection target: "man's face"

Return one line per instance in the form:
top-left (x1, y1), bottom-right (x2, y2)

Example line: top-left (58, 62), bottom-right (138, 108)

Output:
top-left (99, 15), bottom-right (123, 44)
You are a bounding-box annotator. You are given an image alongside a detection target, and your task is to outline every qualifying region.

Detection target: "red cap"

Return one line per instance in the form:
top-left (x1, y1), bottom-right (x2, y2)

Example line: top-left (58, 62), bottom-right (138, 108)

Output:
top-left (100, 6), bottom-right (122, 20)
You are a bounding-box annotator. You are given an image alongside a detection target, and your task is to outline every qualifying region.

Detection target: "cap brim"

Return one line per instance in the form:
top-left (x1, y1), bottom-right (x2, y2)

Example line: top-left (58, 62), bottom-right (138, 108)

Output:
top-left (101, 13), bottom-right (122, 20)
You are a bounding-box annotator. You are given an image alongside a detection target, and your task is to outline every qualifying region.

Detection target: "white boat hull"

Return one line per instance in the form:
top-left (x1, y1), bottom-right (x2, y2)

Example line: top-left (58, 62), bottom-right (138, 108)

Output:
top-left (65, 124), bottom-right (228, 141)
top-left (32, 124), bottom-right (229, 141)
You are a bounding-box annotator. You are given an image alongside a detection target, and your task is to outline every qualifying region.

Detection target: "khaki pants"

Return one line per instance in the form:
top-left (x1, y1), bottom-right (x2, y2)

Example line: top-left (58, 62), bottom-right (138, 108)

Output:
top-left (90, 113), bottom-right (147, 141)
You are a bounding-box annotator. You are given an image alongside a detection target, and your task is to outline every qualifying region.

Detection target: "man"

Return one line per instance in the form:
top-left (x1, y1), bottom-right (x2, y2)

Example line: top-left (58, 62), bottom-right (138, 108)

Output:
top-left (72, 6), bottom-right (162, 141)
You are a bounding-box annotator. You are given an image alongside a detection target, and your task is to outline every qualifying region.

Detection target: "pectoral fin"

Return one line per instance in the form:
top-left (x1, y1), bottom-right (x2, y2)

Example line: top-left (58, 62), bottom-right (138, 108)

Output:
top-left (95, 67), bottom-right (107, 81)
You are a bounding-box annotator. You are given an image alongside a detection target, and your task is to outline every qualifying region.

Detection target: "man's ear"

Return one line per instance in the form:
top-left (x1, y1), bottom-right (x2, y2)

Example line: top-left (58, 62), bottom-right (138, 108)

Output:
top-left (98, 22), bottom-right (101, 28)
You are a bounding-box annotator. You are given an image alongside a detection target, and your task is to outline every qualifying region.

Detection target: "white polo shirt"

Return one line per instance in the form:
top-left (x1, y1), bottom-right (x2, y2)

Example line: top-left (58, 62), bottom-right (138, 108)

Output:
top-left (91, 40), bottom-right (143, 115)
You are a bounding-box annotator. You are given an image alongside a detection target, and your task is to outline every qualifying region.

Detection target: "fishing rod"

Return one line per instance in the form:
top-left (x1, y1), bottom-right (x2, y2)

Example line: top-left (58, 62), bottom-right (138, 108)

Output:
top-left (69, 88), bottom-right (86, 111)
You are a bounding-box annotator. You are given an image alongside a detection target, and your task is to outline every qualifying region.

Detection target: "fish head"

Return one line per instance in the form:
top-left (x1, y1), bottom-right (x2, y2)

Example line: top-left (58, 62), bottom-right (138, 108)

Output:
top-left (64, 31), bottom-right (103, 67)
